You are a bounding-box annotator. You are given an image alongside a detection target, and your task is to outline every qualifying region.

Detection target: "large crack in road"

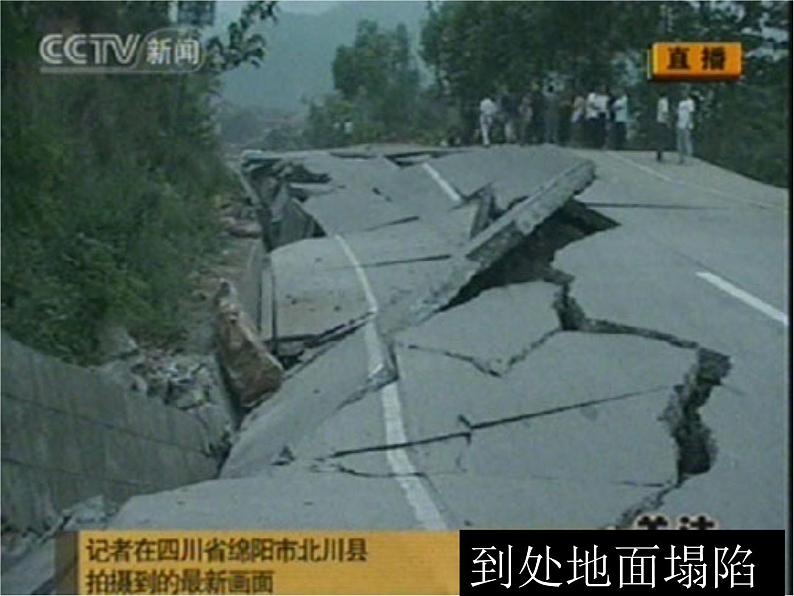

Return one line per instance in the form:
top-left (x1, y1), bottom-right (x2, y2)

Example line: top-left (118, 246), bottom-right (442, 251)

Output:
top-left (234, 152), bottom-right (733, 529)
top-left (264, 185), bottom-right (728, 529)
top-left (403, 194), bottom-right (734, 528)
top-left (313, 385), bottom-right (670, 462)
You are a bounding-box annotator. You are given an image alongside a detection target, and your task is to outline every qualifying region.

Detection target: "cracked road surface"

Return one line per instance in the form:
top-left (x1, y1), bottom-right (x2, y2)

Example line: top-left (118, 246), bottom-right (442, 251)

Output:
top-left (110, 146), bottom-right (788, 535)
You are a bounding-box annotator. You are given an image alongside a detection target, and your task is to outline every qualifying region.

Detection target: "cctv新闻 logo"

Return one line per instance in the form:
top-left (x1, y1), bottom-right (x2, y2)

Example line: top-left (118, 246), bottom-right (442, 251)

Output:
top-left (38, 29), bottom-right (204, 74)
top-left (39, 33), bottom-right (141, 67)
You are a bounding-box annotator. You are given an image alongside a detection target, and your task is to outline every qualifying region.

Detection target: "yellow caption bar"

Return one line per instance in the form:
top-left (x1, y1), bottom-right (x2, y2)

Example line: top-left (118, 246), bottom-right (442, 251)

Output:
top-left (57, 530), bottom-right (459, 595)
top-left (648, 42), bottom-right (742, 81)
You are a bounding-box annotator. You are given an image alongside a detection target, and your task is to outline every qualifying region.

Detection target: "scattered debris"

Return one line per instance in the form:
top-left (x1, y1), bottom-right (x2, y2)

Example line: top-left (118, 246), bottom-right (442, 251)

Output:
top-left (227, 220), bottom-right (262, 239)
top-left (98, 350), bottom-right (229, 411)
top-left (96, 321), bottom-right (138, 361)
top-left (1, 496), bottom-right (119, 595)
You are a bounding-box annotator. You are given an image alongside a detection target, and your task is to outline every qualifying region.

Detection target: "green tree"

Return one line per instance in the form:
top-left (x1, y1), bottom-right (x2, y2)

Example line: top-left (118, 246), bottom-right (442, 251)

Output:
top-left (328, 19), bottom-right (421, 141)
top-left (1, 1), bottom-right (278, 362)
top-left (419, 0), bottom-right (789, 185)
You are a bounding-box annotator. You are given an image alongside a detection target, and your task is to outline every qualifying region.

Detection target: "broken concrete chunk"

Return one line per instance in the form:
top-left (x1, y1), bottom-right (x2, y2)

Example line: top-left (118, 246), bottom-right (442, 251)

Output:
top-left (60, 495), bottom-right (117, 532)
top-left (227, 220), bottom-right (262, 239)
top-left (215, 279), bottom-right (284, 408)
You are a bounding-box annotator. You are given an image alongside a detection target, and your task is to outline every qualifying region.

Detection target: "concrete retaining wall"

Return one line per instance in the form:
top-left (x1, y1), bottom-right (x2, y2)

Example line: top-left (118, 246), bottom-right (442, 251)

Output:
top-left (1, 334), bottom-right (219, 533)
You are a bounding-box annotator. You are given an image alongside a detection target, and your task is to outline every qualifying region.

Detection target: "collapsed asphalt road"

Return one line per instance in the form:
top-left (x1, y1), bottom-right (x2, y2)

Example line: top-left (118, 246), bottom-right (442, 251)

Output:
top-left (109, 144), bottom-right (788, 533)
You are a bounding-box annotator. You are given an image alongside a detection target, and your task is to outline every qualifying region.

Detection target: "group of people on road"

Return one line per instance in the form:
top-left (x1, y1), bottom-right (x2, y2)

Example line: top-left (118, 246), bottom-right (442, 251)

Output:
top-left (577, 85), bottom-right (629, 150)
top-left (478, 83), bottom-right (631, 151)
top-left (477, 82), bottom-right (697, 164)
top-left (478, 83), bottom-right (569, 147)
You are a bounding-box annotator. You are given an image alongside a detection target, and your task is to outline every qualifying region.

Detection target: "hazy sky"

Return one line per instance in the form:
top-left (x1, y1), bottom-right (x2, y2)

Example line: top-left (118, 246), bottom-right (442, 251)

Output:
top-left (218, 0), bottom-right (429, 111)
top-left (278, 1), bottom-right (340, 15)
top-left (215, 0), bottom-right (339, 24)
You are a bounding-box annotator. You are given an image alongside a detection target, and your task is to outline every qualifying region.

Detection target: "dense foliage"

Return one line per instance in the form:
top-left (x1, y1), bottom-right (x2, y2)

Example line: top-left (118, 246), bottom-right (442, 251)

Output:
top-left (419, 0), bottom-right (789, 186)
top-left (1, 1), bottom-right (275, 362)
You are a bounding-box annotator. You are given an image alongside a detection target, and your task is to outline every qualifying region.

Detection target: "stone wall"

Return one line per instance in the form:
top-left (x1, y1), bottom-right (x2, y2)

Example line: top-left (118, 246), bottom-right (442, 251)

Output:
top-left (1, 334), bottom-right (219, 533)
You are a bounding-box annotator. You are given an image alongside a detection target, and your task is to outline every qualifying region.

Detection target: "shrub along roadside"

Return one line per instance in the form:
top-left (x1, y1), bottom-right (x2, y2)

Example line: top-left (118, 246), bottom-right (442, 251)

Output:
top-left (1, 1), bottom-right (274, 364)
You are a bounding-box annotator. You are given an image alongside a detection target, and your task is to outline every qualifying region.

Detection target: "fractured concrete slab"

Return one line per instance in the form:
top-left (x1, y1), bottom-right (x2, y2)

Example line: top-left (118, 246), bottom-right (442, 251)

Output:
top-left (395, 282), bottom-right (560, 374)
top-left (262, 218), bottom-right (455, 346)
top-left (555, 226), bottom-right (713, 343)
top-left (330, 144), bottom-right (461, 161)
top-left (380, 151), bottom-right (594, 334)
top-left (428, 145), bottom-right (587, 212)
top-left (291, 153), bottom-right (398, 191)
top-left (302, 188), bottom-right (415, 235)
top-left (292, 389), bottom-right (387, 461)
top-left (460, 388), bottom-right (677, 486)
top-left (375, 164), bottom-right (467, 217)
top-left (262, 237), bottom-right (372, 342)
top-left (341, 219), bottom-right (450, 264)
top-left (428, 473), bottom-right (657, 529)
top-left (396, 331), bottom-right (693, 447)
top-left (111, 463), bottom-right (423, 530)
top-left (221, 327), bottom-right (372, 478)
top-left (258, 146), bottom-right (594, 348)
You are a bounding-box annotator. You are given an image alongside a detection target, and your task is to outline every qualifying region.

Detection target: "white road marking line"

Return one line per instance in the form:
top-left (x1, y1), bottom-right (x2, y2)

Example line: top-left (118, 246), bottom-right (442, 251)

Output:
top-left (422, 162), bottom-right (463, 205)
top-left (382, 382), bottom-right (448, 530)
top-left (336, 237), bottom-right (378, 312)
top-left (696, 271), bottom-right (788, 327)
top-left (334, 235), bottom-right (383, 374)
top-left (335, 235), bottom-right (447, 529)
top-left (604, 151), bottom-right (779, 211)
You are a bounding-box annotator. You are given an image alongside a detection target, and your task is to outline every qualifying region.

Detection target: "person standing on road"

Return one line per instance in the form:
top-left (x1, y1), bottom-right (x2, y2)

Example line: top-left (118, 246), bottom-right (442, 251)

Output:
top-left (586, 85), bottom-right (609, 148)
top-left (656, 91), bottom-right (671, 161)
top-left (612, 89), bottom-right (629, 150)
top-left (518, 90), bottom-right (534, 145)
top-left (543, 83), bottom-right (560, 144)
top-left (479, 95), bottom-right (498, 147)
top-left (570, 92), bottom-right (585, 147)
top-left (530, 82), bottom-right (545, 144)
top-left (585, 87), bottom-right (598, 147)
top-left (500, 89), bottom-right (519, 144)
top-left (676, 91), bottom-right (696, 164)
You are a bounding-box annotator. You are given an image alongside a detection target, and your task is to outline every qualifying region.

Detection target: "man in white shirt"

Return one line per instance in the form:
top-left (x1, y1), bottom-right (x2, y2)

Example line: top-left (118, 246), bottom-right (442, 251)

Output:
top-left (585, 85), bottom-right (609, 148)
top-left (656, 91), bottom-right (670, 162)
top-left (585, 88), bottom-right (597, 147)
top-left (479, 95), bottom-right (498, 147)
top-left (676, 92), bottom-right (696, 164)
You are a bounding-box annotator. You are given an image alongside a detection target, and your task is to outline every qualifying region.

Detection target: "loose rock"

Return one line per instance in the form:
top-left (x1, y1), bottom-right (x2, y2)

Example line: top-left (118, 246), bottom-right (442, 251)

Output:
top-left (227, 221), bottom-right (262, 238)
top-left (215, 279), bottom-right (284, 407)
